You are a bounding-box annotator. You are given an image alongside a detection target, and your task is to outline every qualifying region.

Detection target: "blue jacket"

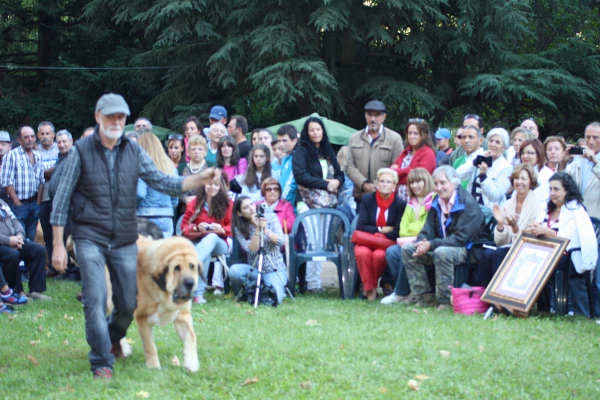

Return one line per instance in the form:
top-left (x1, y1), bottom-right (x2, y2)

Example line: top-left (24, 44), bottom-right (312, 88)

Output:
top-left (279, 153), bottom-right (297, 205)
top-left (136, 178), bottom-right (177, 217)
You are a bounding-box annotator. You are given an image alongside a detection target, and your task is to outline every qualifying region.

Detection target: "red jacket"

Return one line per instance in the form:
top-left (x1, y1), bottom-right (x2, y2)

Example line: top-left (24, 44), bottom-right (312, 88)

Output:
top-left (391, 145), bottom-right (436, 184)
top-left (181, 198), bottom-right (233, 237)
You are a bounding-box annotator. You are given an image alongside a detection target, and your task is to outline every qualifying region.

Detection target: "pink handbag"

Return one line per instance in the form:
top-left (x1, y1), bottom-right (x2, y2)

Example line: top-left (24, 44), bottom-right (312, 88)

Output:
top-left (450, 286), bottom-right (489, 315)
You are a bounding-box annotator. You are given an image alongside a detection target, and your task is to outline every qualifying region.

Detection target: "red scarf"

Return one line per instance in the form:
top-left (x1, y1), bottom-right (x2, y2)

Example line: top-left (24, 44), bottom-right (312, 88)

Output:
top-left (375, 191), bottom-right (395, 227)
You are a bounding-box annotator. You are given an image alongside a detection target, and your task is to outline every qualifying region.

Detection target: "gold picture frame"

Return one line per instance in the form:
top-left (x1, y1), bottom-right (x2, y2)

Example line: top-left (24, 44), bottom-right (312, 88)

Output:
top-left (481, 233), bottom-right (570, 317)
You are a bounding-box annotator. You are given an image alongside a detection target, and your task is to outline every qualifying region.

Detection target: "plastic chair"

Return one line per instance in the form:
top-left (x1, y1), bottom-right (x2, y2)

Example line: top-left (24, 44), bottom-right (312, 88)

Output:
top-left (347, 215), bottom-right (361, 296)
top-left (288, 209), bottom-right (354, 299)
top-left (554, 217), bottom-right (599, 318)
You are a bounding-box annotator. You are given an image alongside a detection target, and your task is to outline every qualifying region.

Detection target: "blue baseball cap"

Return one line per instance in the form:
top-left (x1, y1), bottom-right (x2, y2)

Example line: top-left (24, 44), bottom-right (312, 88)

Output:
top-left (209, 105), bottom-right (228, 120)
top-left (434, 128), bottom-right (451, 140)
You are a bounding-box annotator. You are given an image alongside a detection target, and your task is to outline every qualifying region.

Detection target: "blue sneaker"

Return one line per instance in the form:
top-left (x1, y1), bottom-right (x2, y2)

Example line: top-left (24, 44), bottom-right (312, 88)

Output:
top-left (0, 289), bottom-right (28, 305)
top-left (0, 304), bottom-right (15, 315)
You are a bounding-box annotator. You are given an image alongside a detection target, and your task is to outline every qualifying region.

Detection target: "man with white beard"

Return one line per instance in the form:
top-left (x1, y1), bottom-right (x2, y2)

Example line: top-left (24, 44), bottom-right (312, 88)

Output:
top-left (50, 93), bottom-right (221, 379)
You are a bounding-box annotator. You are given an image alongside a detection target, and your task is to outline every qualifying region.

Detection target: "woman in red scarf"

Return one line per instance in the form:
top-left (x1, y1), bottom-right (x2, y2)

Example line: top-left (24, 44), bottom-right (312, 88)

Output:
top-left (353, 168), bottom-right (407, 300)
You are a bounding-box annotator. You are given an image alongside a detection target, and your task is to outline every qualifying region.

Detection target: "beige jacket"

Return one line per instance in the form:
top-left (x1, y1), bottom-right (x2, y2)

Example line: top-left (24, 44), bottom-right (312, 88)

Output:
top-left (345, 127), bottom-right (403, 199)
top-left (494, 190), bottom-right (542, 246)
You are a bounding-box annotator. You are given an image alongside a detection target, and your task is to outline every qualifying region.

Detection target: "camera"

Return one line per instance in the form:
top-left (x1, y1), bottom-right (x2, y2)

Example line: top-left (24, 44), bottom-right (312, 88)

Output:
top-left (256, 204), bottom-right (266, 218)
top-left (569, 146), bottom-right (585, 155)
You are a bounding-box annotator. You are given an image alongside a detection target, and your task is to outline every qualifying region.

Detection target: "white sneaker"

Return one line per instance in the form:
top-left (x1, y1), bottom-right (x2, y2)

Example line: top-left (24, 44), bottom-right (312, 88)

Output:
top-left (193, 295), bottom-right (207, 304)
top-left (28, 292), bottom-right (52, 301)
top-left (380, 293), bottom-right (403, 305)
top-left (213, 288), bottom-right (224, 296)
top-left (596, 319), bottom-right (600, 325)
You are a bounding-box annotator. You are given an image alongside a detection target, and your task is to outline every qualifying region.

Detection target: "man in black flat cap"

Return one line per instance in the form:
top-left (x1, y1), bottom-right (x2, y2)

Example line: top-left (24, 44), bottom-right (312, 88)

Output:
top-left (346, 100), bottom-right (403, 208)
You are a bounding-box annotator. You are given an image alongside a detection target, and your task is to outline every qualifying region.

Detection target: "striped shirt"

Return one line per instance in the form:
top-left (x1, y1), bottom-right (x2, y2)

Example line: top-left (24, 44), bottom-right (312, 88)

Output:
top-left (0, 146), bottom-right (44, 200)
top-left (50, 140), bottom-right (184, 226)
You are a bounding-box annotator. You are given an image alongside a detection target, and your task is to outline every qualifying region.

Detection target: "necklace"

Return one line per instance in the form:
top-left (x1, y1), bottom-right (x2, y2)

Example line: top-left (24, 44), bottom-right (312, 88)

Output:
top-left (189, 162), bottom-right (204, 174)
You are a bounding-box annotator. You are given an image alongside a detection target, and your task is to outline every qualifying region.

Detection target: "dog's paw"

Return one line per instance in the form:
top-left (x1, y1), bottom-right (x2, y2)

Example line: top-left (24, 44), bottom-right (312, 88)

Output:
top-left (120, 338), bottom-right (132, 358)
top-left (146, 358), bottom-right (161, 369)
top-left (184, 356), bottom-right (199, 373)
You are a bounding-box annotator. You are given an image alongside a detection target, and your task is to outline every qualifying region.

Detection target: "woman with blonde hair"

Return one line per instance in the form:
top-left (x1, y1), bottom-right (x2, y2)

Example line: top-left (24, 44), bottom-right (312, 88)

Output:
top-left (182, 135), bottom-right (209, 204)
top-left (381, 168), bottom-right (435, 304)
top-left (136, 132), bottom-right (178, 238)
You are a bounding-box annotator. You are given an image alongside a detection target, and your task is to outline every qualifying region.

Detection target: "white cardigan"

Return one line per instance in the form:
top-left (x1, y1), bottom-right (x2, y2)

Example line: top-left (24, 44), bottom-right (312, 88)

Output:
top-left (532, 165), bottom-right (554, 203)
top-left (480, 156), bottom-right (512, 208)
top-left (536, 201), bottom-right (598, 273)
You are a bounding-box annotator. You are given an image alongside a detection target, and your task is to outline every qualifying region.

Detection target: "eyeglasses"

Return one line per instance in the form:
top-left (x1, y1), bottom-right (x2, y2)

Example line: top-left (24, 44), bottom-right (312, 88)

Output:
top-left (168, 133), bottom-right (183, 140)
top-left (522, 151), bottom-right (537, 156)
top-left (463, 114), bottom-right (481, 121)
top-left (265, 187), bottom-right (280, 193)
top-left (408, 118), bottom-right (424, 123)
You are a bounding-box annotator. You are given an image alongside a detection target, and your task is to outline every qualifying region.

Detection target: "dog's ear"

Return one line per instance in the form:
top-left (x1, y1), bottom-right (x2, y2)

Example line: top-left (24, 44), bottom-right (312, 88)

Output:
top-left (152, 267), bottom-right (169, 291)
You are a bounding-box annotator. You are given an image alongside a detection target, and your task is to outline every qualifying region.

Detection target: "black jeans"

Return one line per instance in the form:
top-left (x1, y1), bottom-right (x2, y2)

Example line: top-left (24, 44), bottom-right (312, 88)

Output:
top-left (39, 200), bottom-right (54, 270)
top-left (0, 240), bottom-right (47, 293)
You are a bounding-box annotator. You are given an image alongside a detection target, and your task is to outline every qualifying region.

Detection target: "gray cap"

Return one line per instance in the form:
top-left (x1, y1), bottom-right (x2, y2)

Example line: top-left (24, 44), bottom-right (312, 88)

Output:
top-left (364, 100), bottom-right (386, 113)
top-left (95, 93), bottom-right (131, 116)
top-left (0, 131), bottom-right (11, 142)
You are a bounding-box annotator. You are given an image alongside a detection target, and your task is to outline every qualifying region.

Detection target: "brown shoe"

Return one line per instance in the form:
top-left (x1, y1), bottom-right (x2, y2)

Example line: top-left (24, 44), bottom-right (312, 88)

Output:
top-left (417, 293), bottom-right (438, 307)
top-left (381, 283), bottom-right (394, 297)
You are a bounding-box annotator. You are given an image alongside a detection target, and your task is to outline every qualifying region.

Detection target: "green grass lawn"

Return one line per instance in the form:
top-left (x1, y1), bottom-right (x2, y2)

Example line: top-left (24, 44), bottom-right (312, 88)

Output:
top-left (2, 280), bottom-right (600, 399)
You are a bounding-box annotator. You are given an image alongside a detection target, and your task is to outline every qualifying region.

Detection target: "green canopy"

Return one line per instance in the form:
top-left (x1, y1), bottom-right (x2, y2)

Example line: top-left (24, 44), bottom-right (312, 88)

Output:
top-left (266, 113), bottom-right (357, 146)
top-left (124, 124), bottom-right (177, 142)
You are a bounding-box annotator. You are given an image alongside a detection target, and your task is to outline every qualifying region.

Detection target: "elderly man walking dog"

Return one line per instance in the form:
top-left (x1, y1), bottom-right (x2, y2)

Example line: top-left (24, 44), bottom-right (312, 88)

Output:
top-left (51, 93), bottom-right (220, 379)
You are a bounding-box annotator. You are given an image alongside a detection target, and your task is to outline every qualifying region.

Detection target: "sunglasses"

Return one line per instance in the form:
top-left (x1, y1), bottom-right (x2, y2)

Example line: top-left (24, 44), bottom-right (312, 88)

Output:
top-left (463, 114), bottom-right (481, 121)
top-left (408, 118), bottom-right (424, 123)
top-left (456, 135), bottom-right (463, 139)
top-left (265, 187), bottom-right (280, 192)
top-left (168, 133), bottom-right (183, 140)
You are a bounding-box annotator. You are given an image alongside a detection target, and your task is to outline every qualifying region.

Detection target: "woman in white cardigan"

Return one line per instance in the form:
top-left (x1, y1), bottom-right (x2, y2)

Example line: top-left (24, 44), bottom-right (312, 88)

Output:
top-left (525, 172), bottom-right (598, 315)
top-left (476, 164), bottom-right (543, 286)
top-left (519, 139), bottom-right (554, 202)
top-left (472, 128), bottom-right (513, 208)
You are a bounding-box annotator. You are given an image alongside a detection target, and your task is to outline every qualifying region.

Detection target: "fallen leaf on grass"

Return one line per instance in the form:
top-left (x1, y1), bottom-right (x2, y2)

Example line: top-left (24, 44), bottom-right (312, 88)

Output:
top-left (236, 303), bottom-right (241, 307)
top-left (8, 315), bottom-right (16, 321)
top-left (171, 356), bottom-right (180, 367)
top-left (126, 337), bottom-right (135, 345)
top-left (63, 340), bottom-right (69, 346)
top-left (59, 384), bottom-right (74, 393)
top-left (38, 325), bottom-right (43, 332)
top-left (27, 354), bottom-right (39, 365)
top-left (196, 318), bottom-right (205, 323)
top-left (422, 309), bottom-right (428, 314)
top-left (201, 309), bottom-right (208, 315)
top-left (37, 310), bottom-right (44, 318)
top-left (408, 379), bottom-right (420, 391)
top-left (0, 368), bottom-right (6, 374)
top-left (246, 310), bottom-right (256, 315)
top-left (372, 361), bottom-right (377, 366)
top-left (63, 314), bottom-right (73, 321)
top-left (46, 332), bottom-right (52, 338)
top-left (478, 345), bottom-right (485, 352)
top-left (136, 391), bottom-right (150, 398)
top-left (242, 376), bottom-right (259, 386)
top-left (410, 308), bottom-right (420, 314)
top-left (378, 387), bottom-right (387, 393)
top-left (338, 344), bottom-right (345, 350)
top-left (415, 374), bottom-right (429, 381)
top-left (30, 340), bottom-right (40, 346)
top-left (300, 381), bottom-right (313, 390)
top-left (439, 350), bottom-right (450, 358)
top-left (305, 319), bottom-right (318, 326)
top-left (530, 336), bottom-right (538, 340)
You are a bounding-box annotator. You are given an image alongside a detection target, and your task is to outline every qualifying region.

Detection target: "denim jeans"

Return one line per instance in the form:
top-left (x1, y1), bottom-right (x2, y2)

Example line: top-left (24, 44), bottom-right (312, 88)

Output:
top-left (76, 239), bottom-right (138, 372)
top-left (229, 263), bottom-right (288, 305)
top-left (39, 200), bottom-right (54, 269)
top-left (10, 202), bottom-right (41, 242)
top-left (385, 244), bottom-right (411, 296)
top-left (193, 233), bottom-right (228, 297)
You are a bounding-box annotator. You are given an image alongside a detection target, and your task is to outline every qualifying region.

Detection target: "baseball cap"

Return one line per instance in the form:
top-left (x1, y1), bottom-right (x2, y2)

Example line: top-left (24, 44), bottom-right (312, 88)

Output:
top-left (364, 100), bottom-right (386, 113)
top-left (95, 93), bottom-right (131, 116)
top-left (0, 131), bottom-right (11, 142)
top-left (209, 105), bottom-right (228, 120)
top-left (434, 128), bottom-right (451, 140)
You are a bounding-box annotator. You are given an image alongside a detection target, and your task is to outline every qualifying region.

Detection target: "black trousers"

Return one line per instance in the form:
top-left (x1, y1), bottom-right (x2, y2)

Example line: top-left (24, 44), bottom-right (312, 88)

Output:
top-left (0, 240), bottom-right (47, 293)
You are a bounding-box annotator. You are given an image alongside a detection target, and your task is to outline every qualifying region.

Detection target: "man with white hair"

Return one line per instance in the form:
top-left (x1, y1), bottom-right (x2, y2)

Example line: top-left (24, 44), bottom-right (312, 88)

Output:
top-left (50, 93), bottom-right (220, 379)
top-left (401, 165), bottom-right (487, 310)
top-left (134, 118), bottom-right (152, 133)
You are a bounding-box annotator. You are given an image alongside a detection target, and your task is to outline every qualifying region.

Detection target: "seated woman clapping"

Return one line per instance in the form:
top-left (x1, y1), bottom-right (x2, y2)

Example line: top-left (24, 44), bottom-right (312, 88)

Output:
top-left (352, 168), bottom-right (406, 301)
top-left (181, 175), bottom-right (233, 304)
top-left (229, 196), bottom-right (288, 305)
top-left (381, 168), bottom-right (434, 305)
top-left (475, 164), bottom-right (542, 286)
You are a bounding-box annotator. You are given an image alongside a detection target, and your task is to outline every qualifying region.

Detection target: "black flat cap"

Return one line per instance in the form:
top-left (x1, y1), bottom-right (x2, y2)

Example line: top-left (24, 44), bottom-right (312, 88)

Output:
top-left (364, 100), bottom-right (386, 113)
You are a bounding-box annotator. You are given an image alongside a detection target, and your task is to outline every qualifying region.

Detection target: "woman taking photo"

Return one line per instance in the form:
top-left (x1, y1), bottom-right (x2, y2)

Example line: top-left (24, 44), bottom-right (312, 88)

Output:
top-left (472, 128), bottom-right (512, 208)
top-left (255, 178), bottom-right (295, 233)
top-left (381, 168), bottom-right (434, 305)
top-left (217, 136), bottom-right (247, 182)
top-left (525, 172), bottom-right (597, 315)
top-left (237, 144), bottom-right (272, 202)
top-left (544, 136), bottom-right (567, 172)
top-left (137, 133), bottom-right (178, 238)
top-left (353, 168), bottom-right (406, 301)
top-left (229, 196), bottom-right (288, 305)
top-left (519, 139), bottom-right (554, 201)
top-left (166, 134), bottom-right (187, 175)
top-left (181, 175), bottom-right (233, 304)
top-left (391, 119), bottom-right (436, 200)
top-left (475, 164), bottom-right (542, 287)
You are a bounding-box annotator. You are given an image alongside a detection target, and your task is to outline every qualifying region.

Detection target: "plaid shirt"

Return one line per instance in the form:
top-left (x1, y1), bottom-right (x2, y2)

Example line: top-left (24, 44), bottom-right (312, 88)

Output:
top-left (50, 140), bottom-right (184, 226)
top-left (0, 146), bottom-right (44, 200)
